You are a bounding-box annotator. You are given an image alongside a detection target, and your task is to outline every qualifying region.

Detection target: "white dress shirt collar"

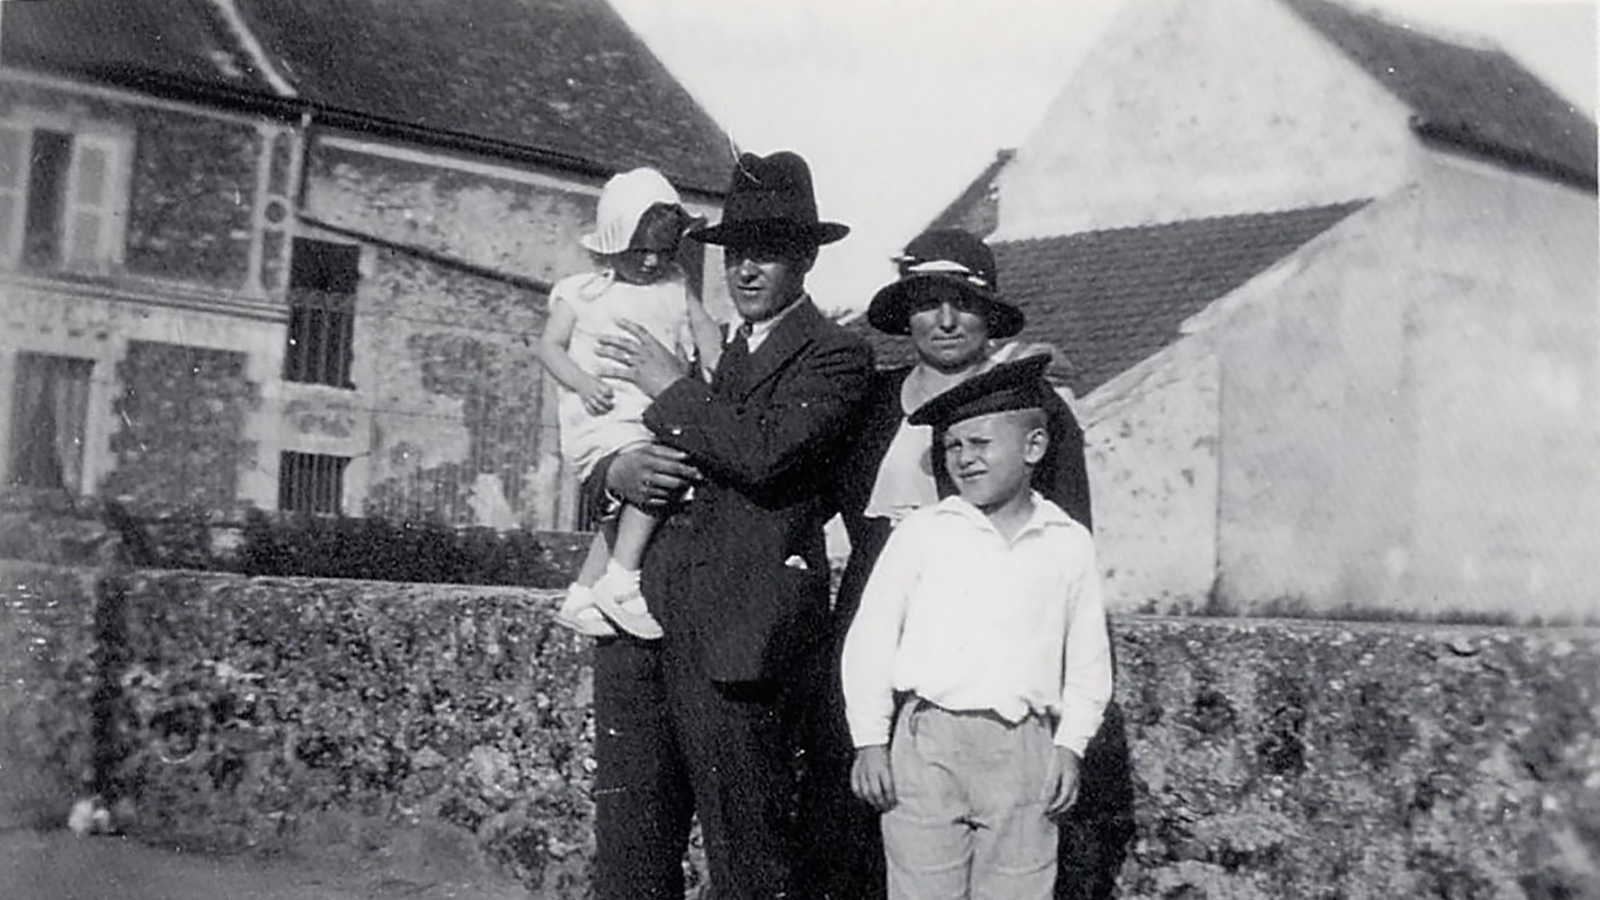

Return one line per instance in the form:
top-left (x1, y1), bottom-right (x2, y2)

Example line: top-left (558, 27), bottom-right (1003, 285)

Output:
top-left (736, 293), bottom-right (810, 353)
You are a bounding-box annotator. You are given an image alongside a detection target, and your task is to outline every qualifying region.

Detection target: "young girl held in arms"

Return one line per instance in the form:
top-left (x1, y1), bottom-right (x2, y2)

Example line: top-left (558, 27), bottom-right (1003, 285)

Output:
top-left (538, 168), bottom-right (721, 639)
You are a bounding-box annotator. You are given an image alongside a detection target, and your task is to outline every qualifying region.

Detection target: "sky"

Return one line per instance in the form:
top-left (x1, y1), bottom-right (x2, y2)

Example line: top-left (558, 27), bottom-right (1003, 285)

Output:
top-left (608, 0), bottom-right (1598, 318)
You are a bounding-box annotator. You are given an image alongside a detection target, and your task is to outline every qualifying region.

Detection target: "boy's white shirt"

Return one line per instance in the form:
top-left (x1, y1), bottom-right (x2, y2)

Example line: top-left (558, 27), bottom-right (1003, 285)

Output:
top-left (840, 492), bottom-right (1112, 756)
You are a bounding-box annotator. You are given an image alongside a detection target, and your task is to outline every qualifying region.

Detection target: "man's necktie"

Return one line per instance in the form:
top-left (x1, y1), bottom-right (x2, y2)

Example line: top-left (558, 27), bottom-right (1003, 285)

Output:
top-left (715, 322), bottom-right (752, 394)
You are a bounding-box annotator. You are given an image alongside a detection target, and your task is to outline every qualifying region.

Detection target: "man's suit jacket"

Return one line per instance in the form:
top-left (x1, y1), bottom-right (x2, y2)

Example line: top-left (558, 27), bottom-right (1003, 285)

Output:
top-left (640, 299), bottom-right (872, 684)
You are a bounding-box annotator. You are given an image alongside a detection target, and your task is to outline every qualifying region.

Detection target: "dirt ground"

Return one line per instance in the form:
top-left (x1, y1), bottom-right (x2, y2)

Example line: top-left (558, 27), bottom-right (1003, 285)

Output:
top-left (0, 828), bottom-right (533, 900)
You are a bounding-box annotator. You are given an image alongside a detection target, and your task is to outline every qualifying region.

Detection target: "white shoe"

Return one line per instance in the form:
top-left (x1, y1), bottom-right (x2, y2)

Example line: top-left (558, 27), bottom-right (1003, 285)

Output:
top-left (554, 583), bottom-right (617, 637)
top-left (591, 572), bottom-right (663, 640)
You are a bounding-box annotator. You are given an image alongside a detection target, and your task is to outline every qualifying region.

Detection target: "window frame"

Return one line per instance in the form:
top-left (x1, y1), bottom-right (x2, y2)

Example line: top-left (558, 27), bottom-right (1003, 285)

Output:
top-left (283, 237), bottom-right (360, 389)
top-left (0, 112), bottom-right (132, 271)
top-left (7, 351), bottom-right (95, 494)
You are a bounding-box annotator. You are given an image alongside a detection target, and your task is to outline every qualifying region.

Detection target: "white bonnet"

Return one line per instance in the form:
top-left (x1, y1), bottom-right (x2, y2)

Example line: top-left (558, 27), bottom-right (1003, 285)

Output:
top-left (580, 168), bottom-right (684, 255)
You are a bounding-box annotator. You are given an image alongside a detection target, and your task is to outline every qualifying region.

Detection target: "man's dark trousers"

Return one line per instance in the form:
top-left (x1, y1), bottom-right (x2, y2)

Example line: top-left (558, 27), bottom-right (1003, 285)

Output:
top-left (592, 518), bottom-right (807, 900)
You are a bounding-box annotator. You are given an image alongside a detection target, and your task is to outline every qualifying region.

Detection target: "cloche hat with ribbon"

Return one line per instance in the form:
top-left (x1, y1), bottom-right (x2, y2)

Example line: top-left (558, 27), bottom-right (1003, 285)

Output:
top-left (866, 228), bottom-right (1024, 339)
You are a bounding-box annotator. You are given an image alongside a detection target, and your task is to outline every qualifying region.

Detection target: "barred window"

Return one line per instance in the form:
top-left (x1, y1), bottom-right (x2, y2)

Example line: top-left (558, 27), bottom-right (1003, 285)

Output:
top-left (284, 238), bottom-right (358, 388)
top-left (278, 451), bottom-right (348, 515)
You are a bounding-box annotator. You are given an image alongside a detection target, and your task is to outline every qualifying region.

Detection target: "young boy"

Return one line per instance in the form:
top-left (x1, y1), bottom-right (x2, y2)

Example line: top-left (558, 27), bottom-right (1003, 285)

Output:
top-left (840, 354), bottom-right (1113, 900)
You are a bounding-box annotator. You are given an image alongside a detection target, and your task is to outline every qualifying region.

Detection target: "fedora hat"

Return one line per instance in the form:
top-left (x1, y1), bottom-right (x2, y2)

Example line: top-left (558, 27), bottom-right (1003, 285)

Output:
top-left (688, 151), bottom-right (849, 247)
top-left (867, 228), bottom-right (1024, 339)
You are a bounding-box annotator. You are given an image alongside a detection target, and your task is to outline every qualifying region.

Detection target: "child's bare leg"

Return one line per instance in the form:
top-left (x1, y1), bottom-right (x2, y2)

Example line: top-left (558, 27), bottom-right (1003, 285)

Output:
top-left (592, 502), bottom-right (664, 639)
top-left (608, 502), bottom-right (662, 572)
top-left (573, 529), bottom-right (612, 588)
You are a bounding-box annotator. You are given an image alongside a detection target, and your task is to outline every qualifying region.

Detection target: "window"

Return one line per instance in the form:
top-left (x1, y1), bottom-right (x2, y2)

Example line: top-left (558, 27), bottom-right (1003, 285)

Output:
top-left (0, 121), bottom-right (130, 269)
top-left (278, 451), bottom-right (349, 515)
top-left (8, 353), bottom-right (94, 493)
top-left (284, 238), bottom-right (359, 387)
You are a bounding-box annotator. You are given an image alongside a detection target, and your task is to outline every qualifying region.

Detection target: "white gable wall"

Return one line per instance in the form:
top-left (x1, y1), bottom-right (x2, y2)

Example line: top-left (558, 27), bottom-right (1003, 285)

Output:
top-left (1078, 342), bottom-right (1222, 613)
top-left (1199, 154), bottom-right (1598, 621)
top-left (1401, 153), bottom-right (1599, 620)
top-left (997, 0), bottom-right (1415, 237)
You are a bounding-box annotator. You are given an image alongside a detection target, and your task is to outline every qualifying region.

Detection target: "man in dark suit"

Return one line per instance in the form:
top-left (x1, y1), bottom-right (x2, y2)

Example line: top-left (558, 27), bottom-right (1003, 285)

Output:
top-left (585, 151), bottom-right (873, 900)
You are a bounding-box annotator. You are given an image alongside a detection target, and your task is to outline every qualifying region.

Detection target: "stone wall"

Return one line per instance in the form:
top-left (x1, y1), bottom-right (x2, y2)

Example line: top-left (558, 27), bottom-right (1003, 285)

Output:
top-left (122, 109), bottom-right (261, 289)
top-left (0, 560), bottom-right (98, 831)
top-left (1115, 618), bottom-right (1599, 899)
top-left (4, 554), bottom-right (1596, 898)
top-left (103, 572), bottom-right (595, 896)
top-left (0, 79), bottom-right (263, 291)
top-left (102, 340), bottom-right (260, 513)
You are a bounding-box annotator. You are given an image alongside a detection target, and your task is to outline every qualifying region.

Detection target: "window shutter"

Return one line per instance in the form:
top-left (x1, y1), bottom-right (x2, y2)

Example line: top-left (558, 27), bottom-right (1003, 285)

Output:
top-left (0, 125), bottom-right (31, 264)
top-left (62, 133), bottom-right (126, 268)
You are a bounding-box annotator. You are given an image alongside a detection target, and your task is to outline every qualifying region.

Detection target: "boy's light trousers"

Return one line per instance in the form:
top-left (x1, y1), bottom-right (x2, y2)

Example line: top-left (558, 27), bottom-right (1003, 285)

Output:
top-left (881, 699), bottom-right (1060, 900)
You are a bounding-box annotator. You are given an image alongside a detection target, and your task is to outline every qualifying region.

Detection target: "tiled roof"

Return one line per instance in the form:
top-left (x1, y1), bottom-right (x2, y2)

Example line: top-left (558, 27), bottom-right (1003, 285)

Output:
top-left (234, 0), bottom-right (731, 193)
top-left (995, 202), bottom-right (1368, 396)
top-left (1, 0), bottom-right (278, 95)
top-left (3, 0), bottom-right (732, 194)
top-left (1283, 0), bottom-right (1597, 188)
top-left (844, 316), bottom-right (912, 372)
top-left (850, 204), bottom-right (1369, 390)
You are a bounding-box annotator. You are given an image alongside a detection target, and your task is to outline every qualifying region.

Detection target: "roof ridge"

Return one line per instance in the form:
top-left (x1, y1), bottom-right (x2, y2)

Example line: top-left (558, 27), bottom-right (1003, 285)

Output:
top-left (988, 201), bottom-right (1371, 395)
top-left (202, 0), bottom-right (297, 97)
top-left (992, 200), bottom-right (1371, 247)
top-left (1284, 0), bottom-right (1499, 51)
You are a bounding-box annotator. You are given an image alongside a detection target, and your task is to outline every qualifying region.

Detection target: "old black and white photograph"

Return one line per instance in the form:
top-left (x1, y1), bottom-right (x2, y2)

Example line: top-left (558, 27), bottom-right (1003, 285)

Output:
top-left (0, 0), bottom-right (1596, 898)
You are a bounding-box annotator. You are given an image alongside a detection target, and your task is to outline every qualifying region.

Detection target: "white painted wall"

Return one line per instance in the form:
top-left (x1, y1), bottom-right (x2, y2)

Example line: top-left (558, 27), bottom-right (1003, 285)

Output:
top-left (1079, 345), bottom-right (1221, 613)
top-left (1399, 154), bottom-right (1599, 621)
top-left (1199, 156), bottom-right (1598, 621)
top-left (996, 0), bottom-right (1414, 237)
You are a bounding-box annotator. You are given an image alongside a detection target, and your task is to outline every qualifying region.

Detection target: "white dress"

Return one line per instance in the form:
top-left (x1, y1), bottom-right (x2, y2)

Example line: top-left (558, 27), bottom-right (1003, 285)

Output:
top-left (552, 271), bottom-right (694, 480)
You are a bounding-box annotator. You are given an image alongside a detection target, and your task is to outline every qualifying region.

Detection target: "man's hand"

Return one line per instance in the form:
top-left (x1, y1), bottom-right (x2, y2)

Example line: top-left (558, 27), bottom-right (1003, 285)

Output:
top-left (606, 442), bottom-right (702, 507)
top-left (850, 745), bottom-right (896, 812)
top-left (1045, 747), bottom-right (1082, 818)
top-left (594, 319), bottom-right (689, 398)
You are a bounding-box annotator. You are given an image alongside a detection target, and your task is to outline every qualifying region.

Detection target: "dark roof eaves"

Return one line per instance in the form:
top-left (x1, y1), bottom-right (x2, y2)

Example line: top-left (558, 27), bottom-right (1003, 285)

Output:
top-left (1280, 0), bottom-right (1597, 192)
top-left (1411, 117), bottom-right (1599, 192)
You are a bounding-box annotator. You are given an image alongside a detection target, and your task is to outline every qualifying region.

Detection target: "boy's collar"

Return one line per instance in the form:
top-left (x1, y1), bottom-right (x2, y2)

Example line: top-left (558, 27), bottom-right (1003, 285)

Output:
top-left (934, 491), bottom-right (1072, 534)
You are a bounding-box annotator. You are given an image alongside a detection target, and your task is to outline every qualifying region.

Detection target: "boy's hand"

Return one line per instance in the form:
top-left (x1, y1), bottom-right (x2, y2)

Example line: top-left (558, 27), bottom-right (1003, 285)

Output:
top-left (577, 375), bottom-right (615, 415)
top-left (1045, 747), bottom-right (1082, 817)
top-left (851, 745), bottom-right (896, 811)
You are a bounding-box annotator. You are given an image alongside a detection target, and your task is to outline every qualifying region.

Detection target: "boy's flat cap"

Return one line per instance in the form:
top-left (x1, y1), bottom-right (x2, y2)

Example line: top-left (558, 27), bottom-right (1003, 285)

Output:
top-left (909, 354), bottom-right (1054, 429)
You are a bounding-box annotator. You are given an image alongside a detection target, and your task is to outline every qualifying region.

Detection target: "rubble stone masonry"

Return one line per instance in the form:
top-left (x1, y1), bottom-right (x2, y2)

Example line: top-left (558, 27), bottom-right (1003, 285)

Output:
top-left (3, 540), bottom-right (1595, 899)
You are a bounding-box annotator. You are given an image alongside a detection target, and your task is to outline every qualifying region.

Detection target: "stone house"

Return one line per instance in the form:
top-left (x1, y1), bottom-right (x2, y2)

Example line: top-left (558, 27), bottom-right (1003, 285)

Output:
top-left (872, 0), bottom-right (1598, 622)
top-left (0, 0), bottom-right (730, 531)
